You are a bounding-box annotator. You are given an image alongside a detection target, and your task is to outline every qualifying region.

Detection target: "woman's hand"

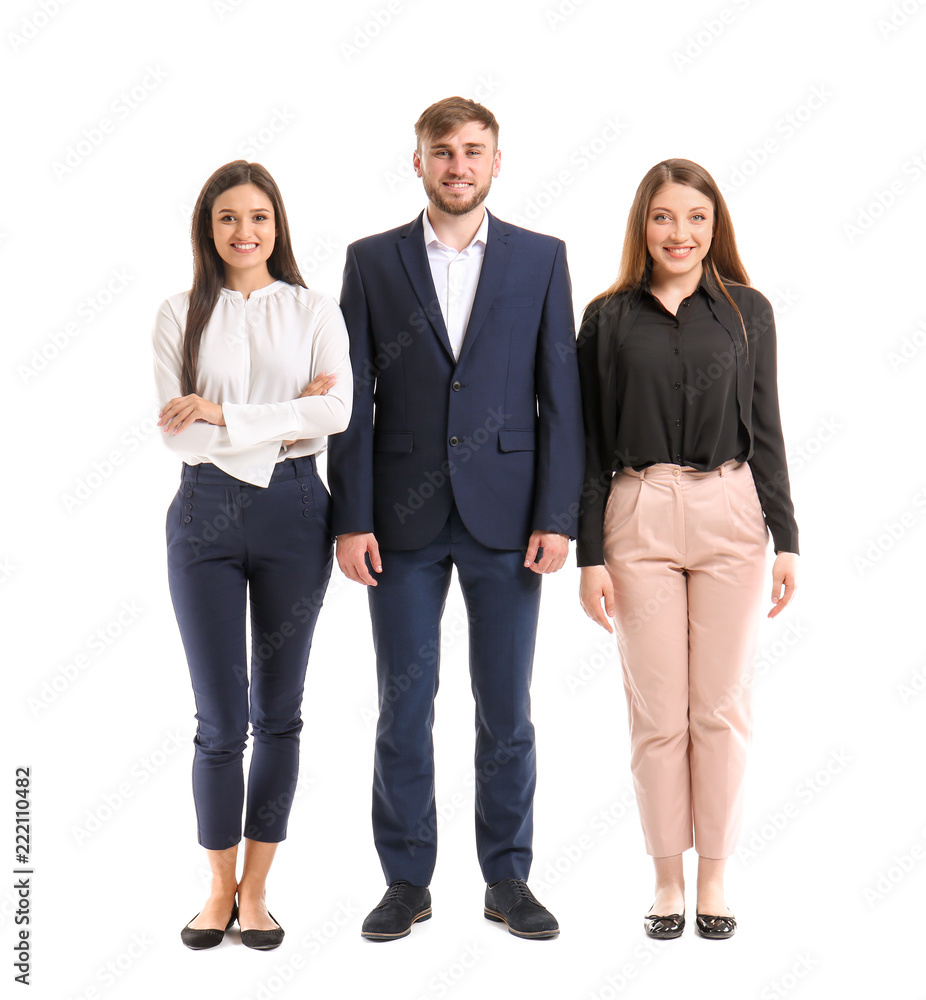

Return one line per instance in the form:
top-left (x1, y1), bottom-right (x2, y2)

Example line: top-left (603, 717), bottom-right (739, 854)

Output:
top-left (158, 394), bottom-right (225, 434)
top-left (768, 552), bottom-right (798, 619)
top-left (283, 372), bottom-right (338, 446)
top-left (299, 371), bottom-right (336, 398)
top-left (579, 565), bottom-right (615, 633)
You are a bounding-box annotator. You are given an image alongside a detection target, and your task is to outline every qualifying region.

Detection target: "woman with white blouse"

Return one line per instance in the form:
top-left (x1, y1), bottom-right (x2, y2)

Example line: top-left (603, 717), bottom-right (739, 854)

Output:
top-left (153, 160), bottom-right (352, 950)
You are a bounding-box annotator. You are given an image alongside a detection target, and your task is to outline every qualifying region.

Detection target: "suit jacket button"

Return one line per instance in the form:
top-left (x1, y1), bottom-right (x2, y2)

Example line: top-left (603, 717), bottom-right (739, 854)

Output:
top-left (452, 381), bottom-right (462, 391)
top-left (449, 436), bottom-right (460, 447)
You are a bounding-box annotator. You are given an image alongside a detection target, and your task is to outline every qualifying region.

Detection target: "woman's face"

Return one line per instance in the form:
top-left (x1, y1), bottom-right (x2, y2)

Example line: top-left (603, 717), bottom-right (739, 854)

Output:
top-left (209, 183), bottom-right (276, 280)
top-left (645, 183), bottom-right (713, 284)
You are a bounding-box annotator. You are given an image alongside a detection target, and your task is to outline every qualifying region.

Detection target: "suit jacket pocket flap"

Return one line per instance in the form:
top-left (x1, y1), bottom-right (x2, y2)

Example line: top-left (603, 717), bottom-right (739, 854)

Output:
top-left (374, 431), bottom-right (414, 453)
top-left (498, 429), bottom-right (536, 452)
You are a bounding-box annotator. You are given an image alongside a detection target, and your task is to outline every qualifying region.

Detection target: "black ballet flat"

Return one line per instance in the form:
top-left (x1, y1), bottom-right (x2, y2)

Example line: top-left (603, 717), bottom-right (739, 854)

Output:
top-left (643, 909), bottom-right (685, 939)
top-left (695, 913), bottom-right (736, 939)
top-left (240, 912), bottom-right (285, 951)
top-left (180, 902), bottom-right (238, 950)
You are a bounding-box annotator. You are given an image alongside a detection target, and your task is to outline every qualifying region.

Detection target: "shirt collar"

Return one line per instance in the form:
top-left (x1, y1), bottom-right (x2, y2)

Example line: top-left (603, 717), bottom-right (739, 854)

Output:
top-left (422, 208), bottom-right (489, 253)
top-left (641, 256), bottom-right (719, 302)
top-left (220, 279), bottom-right (286, 300)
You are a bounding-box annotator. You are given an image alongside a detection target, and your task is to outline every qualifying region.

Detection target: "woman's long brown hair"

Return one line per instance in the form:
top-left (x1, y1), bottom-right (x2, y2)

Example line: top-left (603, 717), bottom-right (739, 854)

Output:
top-left (181, 160), bottom-right (306, 395)
top-left (594, 158), bottom-right (750, 354)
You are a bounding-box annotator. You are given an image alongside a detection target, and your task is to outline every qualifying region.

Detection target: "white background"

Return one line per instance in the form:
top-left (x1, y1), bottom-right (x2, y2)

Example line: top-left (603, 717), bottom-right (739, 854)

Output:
top-left (4, 0), bottom-right (925, 997)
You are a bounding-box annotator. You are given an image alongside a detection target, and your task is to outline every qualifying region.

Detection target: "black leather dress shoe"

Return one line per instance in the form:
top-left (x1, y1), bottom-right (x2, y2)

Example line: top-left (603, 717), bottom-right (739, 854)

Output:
top-left (695, 913), bottom-right (736, 939)
top-left (180, 902), bottom-right (238, 950)
top-left (484, 879), bottom-right (559, 939)
top-left (361, 881), bottom-right (431, 941)
top-left (643, 910), bottom-right (685, 939)
top-left (240, 912), bottom-right (285, 951)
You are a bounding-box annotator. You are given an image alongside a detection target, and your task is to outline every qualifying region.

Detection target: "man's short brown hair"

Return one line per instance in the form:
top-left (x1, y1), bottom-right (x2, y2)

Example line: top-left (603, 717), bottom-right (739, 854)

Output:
top-left (415, 97), bottom-right (499, 150)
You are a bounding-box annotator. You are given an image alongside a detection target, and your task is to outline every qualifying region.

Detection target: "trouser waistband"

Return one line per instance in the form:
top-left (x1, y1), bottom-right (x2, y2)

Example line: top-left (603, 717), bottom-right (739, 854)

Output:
top-left (620, 459), bottom-right (742, 481)
top-left (180, 455), bottom-right (318, 485)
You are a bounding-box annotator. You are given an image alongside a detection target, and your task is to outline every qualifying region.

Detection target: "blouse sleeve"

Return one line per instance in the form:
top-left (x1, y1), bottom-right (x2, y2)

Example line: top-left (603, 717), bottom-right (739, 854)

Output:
top-left (221, 296), bottom-right (353, 451)
top-left (576, 300), bottom-right (610, 567)
top-left (152, 295), bottom-right (223, 458)
top-left (746, 293), bottom-right (799, 555)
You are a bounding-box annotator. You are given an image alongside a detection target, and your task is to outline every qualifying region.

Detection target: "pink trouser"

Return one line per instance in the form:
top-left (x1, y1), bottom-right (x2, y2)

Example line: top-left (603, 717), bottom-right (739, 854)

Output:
top-left (603, 460), bottom-right (768, 859)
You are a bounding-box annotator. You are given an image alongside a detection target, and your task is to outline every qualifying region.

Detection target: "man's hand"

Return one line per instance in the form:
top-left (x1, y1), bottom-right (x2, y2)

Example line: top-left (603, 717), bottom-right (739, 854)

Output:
top-left (158, 394), bottom-right (225, 434)
top-left (579, 565), bottom-right (615, 633)
top-left (336, 532), bottom-right (383, 586)
top-left (524, 531), bottom-right (569, 574)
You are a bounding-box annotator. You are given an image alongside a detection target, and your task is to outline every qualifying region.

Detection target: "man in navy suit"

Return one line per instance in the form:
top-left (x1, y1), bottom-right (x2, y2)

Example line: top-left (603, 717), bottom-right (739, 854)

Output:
top-left (329, 97), bottom-right (583, 941)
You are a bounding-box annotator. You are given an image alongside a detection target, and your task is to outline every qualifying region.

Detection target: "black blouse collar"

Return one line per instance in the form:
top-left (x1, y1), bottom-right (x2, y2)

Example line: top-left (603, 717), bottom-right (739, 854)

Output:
top-left (639, 255), bottom-right (722, 303)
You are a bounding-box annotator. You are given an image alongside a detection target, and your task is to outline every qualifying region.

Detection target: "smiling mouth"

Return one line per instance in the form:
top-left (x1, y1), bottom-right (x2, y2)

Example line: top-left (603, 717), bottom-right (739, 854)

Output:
top-left (665, 246), bottom-right (695, 257)
top-left (444, 182), bottom-right (473, 189)
top-left (231, 242), bottom-right (258, 252)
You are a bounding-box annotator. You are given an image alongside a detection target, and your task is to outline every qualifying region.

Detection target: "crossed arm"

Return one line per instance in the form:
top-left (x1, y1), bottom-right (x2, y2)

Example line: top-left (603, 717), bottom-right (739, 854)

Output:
top-left (158, 371), bottom-right (337, 437)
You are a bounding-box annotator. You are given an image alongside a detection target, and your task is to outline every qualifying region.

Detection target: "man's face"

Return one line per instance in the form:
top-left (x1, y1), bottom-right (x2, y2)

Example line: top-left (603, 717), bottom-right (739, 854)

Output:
top-left (414, 121), bottom-right (501, 217)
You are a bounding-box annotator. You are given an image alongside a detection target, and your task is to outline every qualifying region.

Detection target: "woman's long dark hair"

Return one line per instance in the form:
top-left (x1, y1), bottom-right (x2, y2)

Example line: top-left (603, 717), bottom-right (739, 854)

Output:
top-left (593, 158), bottom-right (750, 354)
top-left (181, 160), bottom-right (306, 395)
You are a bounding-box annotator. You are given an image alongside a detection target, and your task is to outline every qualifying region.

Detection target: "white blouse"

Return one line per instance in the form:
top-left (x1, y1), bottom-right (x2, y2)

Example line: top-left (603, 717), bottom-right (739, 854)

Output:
top-left (152, 280), bottom-right (353, 487)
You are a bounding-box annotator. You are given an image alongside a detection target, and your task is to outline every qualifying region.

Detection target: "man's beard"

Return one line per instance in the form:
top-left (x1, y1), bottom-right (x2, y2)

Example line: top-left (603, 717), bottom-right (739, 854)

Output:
top-left (424, 176), bottom-right (491, 216)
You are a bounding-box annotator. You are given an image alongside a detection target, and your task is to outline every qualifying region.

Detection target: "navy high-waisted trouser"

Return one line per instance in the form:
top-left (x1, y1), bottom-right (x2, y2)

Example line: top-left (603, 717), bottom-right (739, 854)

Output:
top-left (166, 456), bottom-right (333, 850)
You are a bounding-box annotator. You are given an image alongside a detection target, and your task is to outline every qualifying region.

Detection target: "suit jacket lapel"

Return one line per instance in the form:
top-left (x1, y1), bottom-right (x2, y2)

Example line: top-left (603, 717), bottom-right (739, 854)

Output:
top-left (396, 212), bottom-right (454, 361)
top-left (456, 211), bottom-right (511, 365)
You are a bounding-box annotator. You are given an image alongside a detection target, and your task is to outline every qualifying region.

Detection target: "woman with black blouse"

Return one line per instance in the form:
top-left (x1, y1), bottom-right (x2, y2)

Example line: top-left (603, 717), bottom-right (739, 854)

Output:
top-left (577, 159), bottom-right (798, 940)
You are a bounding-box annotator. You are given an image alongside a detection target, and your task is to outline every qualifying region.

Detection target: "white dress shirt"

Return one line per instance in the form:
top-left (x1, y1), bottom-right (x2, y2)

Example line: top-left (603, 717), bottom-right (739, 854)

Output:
top-left (422, 209), bottom-right (489, 359)
top-left (152, 280), bottom-right (353, 487)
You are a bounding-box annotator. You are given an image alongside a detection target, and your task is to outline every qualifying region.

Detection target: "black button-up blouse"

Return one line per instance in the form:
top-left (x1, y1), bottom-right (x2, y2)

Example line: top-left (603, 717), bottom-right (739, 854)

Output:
top-left (576, 273), bottom-right (799, 565)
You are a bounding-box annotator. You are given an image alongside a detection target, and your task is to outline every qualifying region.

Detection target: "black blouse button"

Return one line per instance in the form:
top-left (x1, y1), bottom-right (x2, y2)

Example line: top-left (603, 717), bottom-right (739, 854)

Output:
top-left (183, 515), bottom-right (192, 524)
top-left (452, 381), bottom-right (462, 391)
top-left (673, 382), bottom-right (681, 390)
top-left (303, 510), bottom-right (312, 517)
top-left (300, 483), bottom-right (309, 492)
top-left (673, 348), bottom-right (680, 355)
top-left (449, 436), bottom-right (460, 447)
top-left (302, 495), bottom-right (311, 504)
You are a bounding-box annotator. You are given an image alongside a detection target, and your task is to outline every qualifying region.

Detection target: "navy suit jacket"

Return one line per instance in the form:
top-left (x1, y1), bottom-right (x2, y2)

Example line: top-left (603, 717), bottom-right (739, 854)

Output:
top-left (328, 210), bottom-right (584, 552)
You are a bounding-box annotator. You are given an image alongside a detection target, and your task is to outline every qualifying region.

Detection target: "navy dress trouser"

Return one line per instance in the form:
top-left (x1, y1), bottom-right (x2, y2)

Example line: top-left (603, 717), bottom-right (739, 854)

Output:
top-left (368, 504), bottom-right (542, 886)
top-left (166, 456), bottom-right (333, 850)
